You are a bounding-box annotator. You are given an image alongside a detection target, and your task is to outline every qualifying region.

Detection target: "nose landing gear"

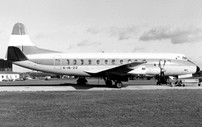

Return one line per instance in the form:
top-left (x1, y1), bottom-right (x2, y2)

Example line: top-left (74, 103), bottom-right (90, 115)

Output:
top-left (156, 71), bottom-right (168, 85)
top-left (156, 59), bottom-right (169, 85)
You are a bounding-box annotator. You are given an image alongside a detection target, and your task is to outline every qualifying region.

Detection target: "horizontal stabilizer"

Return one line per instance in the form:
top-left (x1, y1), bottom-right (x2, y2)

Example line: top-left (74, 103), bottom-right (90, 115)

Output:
top-left (7, 46), bottom-right (28, 61)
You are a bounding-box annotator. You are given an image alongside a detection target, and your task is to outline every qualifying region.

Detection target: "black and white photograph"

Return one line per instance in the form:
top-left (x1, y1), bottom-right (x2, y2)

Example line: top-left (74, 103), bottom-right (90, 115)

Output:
top-left (0, 0), bottom-right (202, 126)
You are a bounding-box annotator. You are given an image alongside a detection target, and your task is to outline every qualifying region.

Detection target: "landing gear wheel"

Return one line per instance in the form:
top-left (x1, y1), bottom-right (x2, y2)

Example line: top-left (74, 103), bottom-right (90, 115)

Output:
top-left (77, 77), bottom-right (87, 85)
top-left (115, 81), bottom-right (123, 88)
top-left (105, 80), bottom-right (112, 87)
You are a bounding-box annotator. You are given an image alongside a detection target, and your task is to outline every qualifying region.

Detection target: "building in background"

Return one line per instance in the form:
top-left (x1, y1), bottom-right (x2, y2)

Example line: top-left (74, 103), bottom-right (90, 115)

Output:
top-left (0, 59), bottom-right (33, 72)
top-left (0, 59), bottom-right (12, 71)
top-left (0, 59), bottom-right (20, 81)
top-left (0, 71), bottom-right (20, 81)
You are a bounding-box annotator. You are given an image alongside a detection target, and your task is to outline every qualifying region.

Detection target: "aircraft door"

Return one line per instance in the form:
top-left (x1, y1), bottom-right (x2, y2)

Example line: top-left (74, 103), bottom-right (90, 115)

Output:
top-left (54, 55), bottom-right (61, 69)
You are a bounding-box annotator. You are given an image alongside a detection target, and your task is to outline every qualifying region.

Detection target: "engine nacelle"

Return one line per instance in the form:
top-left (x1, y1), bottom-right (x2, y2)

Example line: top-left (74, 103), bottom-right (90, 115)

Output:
top-left (128, 66), bottom-right (160, 75)
top-left (178, 74), bottom-right (193, 79)
top-left (146, 67), bottom-right (161, 75)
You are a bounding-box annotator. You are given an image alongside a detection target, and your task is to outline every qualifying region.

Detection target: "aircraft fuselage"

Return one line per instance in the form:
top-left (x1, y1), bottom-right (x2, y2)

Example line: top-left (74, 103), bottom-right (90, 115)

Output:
top-left (13, 52), bottom-right (198, 77)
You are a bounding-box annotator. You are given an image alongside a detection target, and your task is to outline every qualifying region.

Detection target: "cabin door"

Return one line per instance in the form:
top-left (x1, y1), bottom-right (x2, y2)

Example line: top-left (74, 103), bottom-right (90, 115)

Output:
top-left (54, 55), bottom-right (61, 69)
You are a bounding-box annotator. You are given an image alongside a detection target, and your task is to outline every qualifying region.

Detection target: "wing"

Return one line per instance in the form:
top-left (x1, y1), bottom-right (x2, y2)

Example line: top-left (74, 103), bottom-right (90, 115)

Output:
top-left (85, 61), bottom-right (146, 77)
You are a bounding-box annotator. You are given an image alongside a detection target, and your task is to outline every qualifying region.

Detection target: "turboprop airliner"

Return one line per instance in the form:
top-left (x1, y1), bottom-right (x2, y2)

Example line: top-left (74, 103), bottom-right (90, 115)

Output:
top-left (6, 23), bottom-right (200, 88)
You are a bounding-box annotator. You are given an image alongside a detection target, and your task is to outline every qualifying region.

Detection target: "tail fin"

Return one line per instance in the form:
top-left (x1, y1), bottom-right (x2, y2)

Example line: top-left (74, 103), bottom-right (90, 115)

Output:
top-left (8, 23), bottom-right (60, 55)
top-left (7, 46), bottom-right (28, 61)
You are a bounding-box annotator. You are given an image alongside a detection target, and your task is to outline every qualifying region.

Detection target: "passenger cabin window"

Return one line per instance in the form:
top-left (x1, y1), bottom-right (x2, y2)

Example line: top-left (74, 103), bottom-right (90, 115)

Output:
top-left (66, 59), bottom-right (70, 65)
top-left (120, 60), bottom-right (123, 64)
top-left (73, 59), bottom-right (77, 65)
top-left (88, 60), bottom-right (92, 65)
top-left (56, 59), bottom-right (60, 62)
top-left (81, 59), bottom-right (84, 65)
top-left (96, 60), bottom-right (100, 64)
top-left (112, 59), bottom-right (115, 65)
top-left (176, 56), bottom-right (180, 60)
top-left (143, 59), bottom-right (146, 62)
top-left (182, 56), bottom-right (187, 60)
top-left (105, 60), bottom-right (108, 64)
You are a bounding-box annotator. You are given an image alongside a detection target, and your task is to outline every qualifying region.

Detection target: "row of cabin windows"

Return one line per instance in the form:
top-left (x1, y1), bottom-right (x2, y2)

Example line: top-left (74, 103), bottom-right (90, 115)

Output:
top-left (63, 59), bottom-right (146, 65)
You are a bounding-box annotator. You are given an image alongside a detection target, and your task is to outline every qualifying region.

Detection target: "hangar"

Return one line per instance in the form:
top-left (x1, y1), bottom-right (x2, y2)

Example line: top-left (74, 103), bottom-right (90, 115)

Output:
top-left (0, 59), bottom-right (12, 71)
top-left (0, 59), bottom-right (20, 81)
top-left (0, 71), bottom-right (20, 81)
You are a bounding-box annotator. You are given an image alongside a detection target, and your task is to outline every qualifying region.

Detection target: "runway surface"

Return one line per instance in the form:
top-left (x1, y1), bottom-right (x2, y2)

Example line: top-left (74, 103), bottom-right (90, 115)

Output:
top-left (0, 79), bottom-right (202, 127)
top-left (0, 78), bottom-right (201, 91)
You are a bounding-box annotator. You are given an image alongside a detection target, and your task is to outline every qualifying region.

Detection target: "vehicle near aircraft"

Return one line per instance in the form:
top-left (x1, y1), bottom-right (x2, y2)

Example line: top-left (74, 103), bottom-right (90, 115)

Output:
top-left (6, 23), bottom-right (200, 88)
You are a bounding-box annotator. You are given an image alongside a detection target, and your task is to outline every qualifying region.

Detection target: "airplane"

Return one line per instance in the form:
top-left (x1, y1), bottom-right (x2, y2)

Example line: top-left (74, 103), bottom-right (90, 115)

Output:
top-left (6, 23), bottom-right (200, 88)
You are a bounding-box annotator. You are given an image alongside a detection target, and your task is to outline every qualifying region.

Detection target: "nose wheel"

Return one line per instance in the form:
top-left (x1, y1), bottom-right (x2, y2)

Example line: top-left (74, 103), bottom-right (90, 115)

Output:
top-left (157, 60), bottom-right (168, 85)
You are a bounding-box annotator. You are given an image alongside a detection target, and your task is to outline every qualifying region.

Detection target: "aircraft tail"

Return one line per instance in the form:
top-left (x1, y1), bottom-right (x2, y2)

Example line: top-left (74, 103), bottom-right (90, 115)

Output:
top-left (8, 23), bottom-right (60, 55)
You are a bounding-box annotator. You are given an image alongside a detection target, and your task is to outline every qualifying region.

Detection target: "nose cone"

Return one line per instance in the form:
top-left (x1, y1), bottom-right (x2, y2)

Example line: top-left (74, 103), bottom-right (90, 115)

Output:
top-left (196, 66), bottom-right (200, 73)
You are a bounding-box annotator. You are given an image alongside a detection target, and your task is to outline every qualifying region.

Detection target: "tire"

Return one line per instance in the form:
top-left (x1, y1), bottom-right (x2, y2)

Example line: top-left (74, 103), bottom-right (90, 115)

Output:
top-left (115, 81), bottom-right (123, 88)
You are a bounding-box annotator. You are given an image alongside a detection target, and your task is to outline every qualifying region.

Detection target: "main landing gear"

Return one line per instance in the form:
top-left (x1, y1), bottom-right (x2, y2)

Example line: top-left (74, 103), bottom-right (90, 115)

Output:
top-left (77, 77), bottom-right (124, 88)
top-left (104, 78), bottom-right (123, 88)
top-left (77, 77), bottom-right (88, 85)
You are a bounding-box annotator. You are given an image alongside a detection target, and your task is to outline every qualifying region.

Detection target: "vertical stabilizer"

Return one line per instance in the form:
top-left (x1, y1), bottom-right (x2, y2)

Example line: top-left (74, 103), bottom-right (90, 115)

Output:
top-left (8, 23), bottom-right (34, 47)
top-left (8, 23), bottom-right (60, 55)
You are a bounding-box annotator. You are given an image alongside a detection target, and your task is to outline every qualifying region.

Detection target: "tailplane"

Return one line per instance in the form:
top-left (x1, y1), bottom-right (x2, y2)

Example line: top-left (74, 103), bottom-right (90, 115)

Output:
top-left (8, 23), bottom-right (60, 55)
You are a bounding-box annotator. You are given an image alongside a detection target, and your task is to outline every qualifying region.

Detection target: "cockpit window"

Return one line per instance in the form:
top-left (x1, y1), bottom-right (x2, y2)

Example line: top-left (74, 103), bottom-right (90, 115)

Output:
top-left (176, 55), bottom-right (188, 60)
top-left (176, 56), bottom-right (180, 59)
top-left (182, 56), bottom-right (187, 60)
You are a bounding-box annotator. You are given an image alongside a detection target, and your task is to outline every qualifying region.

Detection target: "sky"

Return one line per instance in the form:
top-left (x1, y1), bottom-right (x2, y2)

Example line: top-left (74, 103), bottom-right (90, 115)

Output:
top-left (1, 0), bottom-right (202, 67)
